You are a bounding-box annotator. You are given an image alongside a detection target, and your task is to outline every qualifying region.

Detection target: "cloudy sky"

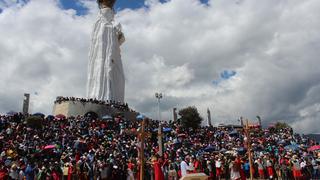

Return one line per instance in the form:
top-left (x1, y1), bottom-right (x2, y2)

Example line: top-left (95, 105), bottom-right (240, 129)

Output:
top-left (0, 0), bottom-right (320, 133)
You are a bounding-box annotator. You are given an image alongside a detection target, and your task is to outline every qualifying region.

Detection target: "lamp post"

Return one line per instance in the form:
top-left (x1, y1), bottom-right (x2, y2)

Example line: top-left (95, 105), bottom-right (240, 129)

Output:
top-left (155, 92), bottom-right (163, 156)
top-left (155, 92), bottom-right (163, 121)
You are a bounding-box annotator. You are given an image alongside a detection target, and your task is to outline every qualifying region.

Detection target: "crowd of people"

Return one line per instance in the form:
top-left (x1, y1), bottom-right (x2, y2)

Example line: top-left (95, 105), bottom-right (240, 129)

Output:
top-left (0, 111), bottom-right (319, 180)
top-left (54, 97), bottom-right (132, 112)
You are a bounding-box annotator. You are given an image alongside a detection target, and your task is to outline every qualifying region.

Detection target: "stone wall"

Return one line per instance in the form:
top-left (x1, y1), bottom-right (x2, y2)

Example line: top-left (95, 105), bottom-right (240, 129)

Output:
top-left (53, 101), bottom-right (138, 120)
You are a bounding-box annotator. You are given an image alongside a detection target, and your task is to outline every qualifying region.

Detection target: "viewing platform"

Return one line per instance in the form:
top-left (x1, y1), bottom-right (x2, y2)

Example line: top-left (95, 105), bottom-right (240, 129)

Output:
top-left (52, 97), bottom-right (138, 120)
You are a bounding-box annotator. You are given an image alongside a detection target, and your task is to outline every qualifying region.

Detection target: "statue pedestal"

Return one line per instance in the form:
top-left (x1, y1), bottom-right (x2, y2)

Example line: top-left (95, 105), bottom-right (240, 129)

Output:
top-left (53, 99), bottom-right (137, 120)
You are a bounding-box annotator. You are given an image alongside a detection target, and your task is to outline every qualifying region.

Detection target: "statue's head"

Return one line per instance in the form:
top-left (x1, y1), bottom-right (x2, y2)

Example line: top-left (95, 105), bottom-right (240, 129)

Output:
top-left (97, 0), bottom-right (116, 8)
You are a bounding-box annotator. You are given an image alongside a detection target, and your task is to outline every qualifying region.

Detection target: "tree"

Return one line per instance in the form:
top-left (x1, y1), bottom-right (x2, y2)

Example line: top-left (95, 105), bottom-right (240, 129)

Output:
top-left (274, 122), bottom-right (292, 131)
top-left (178, 106), bottom-right (203, 129)
top-left (26, 116), bottom-right (43, 129)
top-left (269, 122), bottom-right (292, 134)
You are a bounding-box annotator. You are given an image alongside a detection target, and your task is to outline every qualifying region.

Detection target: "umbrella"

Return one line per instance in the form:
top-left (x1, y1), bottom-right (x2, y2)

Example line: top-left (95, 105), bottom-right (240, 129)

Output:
top-left (6, 111), bottom-right (17, 116)
top-left (237, 147), bottom-right (247, 155)
top-left (136, 114), bottom-right (145, 120)
top-left (153, 127), bottom-right (172, 133)
top-left (237, 147), bottom-right (246, 152)
top-left (204, 145), bottom-right (215, 152)
top-left (308, 145), bottom-right (320, 152)
top-left (225, 150), bottom-right (236, 154)
top-left (229, 130), bottom-right (238, 136)
top-left (55, 114), bottom-right (66, 119)
top-left (43, 145), bottom-right (56, 150)
top-left (33, 112), bottom-right (45, 117)
top-left (277, 140), bottom-right (287, 145)
top-left (163, 127), bottom-right (172, 132)
top-left (178, 133), bottom-right (186, 137)
top-left (102, 115), bottom-right (113, 120)
top-left (219, 148), bottom-right (227, 153)
top-left (284, 144), bottom-right (299, 151)
top-left (46, 115), bottom-right (55, 120)
top-left (74, 141), bottom-right (87, 150)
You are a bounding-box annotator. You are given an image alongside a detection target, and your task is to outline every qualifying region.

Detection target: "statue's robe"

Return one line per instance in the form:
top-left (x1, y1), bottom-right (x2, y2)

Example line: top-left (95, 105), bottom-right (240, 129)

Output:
top-left (87, 7), bottom-right (125, 102)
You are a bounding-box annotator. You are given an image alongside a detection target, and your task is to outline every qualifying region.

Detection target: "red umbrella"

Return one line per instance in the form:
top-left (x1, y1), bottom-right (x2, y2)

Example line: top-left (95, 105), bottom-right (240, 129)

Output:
top-left (308, 145), bottom-right (320, 151)
top-left (43, 145), bottom-right (56, 150)
top-left (55, 114), bottom-right (66, 119)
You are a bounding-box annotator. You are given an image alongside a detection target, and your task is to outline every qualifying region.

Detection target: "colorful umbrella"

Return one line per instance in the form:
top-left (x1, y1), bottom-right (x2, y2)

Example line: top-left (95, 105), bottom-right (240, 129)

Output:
top-left (308, 145), bottom-right (320, 151)
top-left (163, 127), bottom-right (172, 132)
top-left (43, 145), bottom-right (56, 150)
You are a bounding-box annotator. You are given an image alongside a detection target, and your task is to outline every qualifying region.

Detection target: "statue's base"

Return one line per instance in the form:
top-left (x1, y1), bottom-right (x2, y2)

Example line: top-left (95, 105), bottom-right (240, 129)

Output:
top-left (53, 99), bottom-right (138, 120)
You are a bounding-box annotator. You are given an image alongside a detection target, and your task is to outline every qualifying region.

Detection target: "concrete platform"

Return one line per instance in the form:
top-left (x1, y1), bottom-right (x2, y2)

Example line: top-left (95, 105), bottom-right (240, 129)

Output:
top-left (52, 100), bottom-right (138, 120)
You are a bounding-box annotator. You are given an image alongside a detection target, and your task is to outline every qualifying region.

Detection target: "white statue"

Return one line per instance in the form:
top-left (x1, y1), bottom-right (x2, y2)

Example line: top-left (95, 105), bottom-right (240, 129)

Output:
top-left (87, 0), bottom-right (125, 103)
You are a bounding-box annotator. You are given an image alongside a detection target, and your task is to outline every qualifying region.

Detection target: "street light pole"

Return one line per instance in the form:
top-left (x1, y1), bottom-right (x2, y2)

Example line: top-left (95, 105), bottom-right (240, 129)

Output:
top-left (155, 92), bottom-right (163, 157)
top-left (155, 92), bottom-right (162, 121)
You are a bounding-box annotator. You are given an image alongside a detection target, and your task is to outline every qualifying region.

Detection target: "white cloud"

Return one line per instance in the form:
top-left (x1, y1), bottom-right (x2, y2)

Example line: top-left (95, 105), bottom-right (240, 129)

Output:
top-left (0, 0), bottom-right (320, 133)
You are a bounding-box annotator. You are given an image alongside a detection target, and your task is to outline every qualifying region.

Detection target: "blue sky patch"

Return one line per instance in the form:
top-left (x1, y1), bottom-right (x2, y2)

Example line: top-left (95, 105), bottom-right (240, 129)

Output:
top-left (213, 70), bottom-right (237, 85)
top-left (59, 0), bottom-right (89, 16)
top-left (220, 70), bottom-right (236, 80)
top-left (59, 0), bottom-right (210, 15)
top-left (0, 0), bottom-right (210, 15)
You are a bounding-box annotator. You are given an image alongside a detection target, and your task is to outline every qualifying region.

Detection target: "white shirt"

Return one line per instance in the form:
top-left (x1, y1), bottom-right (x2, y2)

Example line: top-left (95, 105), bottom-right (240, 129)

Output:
top-left (300, 161), bottom-right (306, 168)
top-left (180, 161), bottom-right (189, 177)
top-left (216, 160), bottom-right (222, 168)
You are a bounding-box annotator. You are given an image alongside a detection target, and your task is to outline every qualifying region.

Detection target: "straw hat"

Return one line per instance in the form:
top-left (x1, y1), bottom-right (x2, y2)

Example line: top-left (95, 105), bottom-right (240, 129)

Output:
top-left (11, 164), bottom-right (17, 169)
top-left (292, 155), bottom-right (298, 159)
